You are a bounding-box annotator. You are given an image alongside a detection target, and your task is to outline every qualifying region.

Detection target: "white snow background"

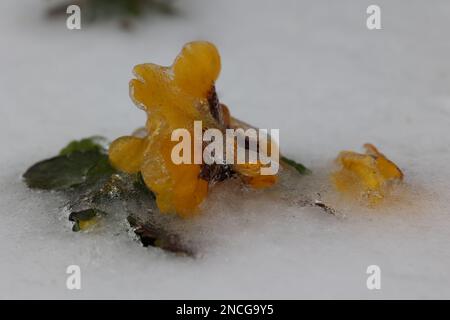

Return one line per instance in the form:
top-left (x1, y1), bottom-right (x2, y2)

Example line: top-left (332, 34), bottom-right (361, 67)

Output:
top-left (0, 0), bottom-right (449, 299)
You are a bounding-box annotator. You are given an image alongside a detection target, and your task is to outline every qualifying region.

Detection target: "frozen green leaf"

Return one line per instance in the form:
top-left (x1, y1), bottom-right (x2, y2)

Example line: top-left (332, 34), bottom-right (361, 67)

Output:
top-left (23, 151), bottom-right (108, 190)
top-left (59, 136), bottom-right (107, 156)
top-left (281, 156), bottom-right (311, 175)
top-left (69, 208), bottom-right (107, 232)
top-left (24, 136), bottom-right (116, 191)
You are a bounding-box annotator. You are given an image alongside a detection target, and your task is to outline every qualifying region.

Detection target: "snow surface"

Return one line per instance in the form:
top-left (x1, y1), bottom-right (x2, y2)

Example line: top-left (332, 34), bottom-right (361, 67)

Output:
top-left (1, 0), bottom-right (450, 299)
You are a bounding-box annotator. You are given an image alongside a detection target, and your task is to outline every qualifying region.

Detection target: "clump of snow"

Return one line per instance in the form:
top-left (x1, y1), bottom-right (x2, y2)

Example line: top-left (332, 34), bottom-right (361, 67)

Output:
top-left (1, 0), bottom-right (450, 299)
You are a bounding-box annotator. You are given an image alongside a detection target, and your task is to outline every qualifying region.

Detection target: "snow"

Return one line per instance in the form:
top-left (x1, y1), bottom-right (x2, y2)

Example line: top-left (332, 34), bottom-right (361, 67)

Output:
top-left (1, 0), bottom-right (450, 299)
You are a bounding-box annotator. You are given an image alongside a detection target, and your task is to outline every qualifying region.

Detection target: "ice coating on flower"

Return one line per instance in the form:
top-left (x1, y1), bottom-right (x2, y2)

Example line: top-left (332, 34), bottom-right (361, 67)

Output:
top-left (109, 41), bottom-right (278, 217)
top-left (332, 144), bottom-right (403, 205)
top-left (109, 41), bottom-right (221, 217)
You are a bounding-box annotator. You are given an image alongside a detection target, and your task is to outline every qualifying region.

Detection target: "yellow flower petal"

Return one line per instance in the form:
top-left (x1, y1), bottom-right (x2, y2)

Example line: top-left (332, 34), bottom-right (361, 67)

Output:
top-left (108, 136), bottom-right (147, 174)
top-left (364, 143), bottom-right (404, 181)
top-left (173, 41), bottom-right (221, 98)
top-left (332, 144), bottom-right (403, 205)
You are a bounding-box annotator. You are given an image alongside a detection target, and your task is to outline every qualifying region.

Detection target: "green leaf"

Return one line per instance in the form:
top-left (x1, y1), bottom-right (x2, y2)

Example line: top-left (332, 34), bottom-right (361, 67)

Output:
top-left (281, 156), bottom-right (311, 175)
top-left (69, 208), bottom-right (107, 232)
top-left (24, 136), bottom-right (116, 191)
top-left (23, 149), bottom-right (116, 191)
top-left (23, 151), bottom-right (104, 190)
top-left (59, 136), bottom-right (107, 156)
top-left (85, 155), bottom-right (117, 185)
top-left (124, 0), bottom-right (141, 16)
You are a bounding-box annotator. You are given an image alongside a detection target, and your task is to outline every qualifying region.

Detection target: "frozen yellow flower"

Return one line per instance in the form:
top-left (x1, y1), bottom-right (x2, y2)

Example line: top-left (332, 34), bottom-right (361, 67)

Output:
top-left (109, 41), bottom-right (221, 217)
top-left (332, 144), bottom-right (403, 205)
top-left (109, 41), bottom-right (277, 217)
